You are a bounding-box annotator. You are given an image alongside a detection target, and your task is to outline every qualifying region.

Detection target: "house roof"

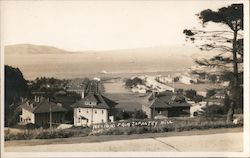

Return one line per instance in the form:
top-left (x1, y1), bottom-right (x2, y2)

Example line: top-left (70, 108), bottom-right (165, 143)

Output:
top-left (20, 98), bottom-right (67, 113)
top-left (147, 91), bottom-right (191, 109)
top-left (52, 95), bottom-right (80, 110)
top-left (71, 94), bottom-right (117, 109)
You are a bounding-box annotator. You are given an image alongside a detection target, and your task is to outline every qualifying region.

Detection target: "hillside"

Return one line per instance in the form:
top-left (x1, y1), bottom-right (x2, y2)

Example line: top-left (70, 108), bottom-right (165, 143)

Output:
top-left (5, 44), bottom-right (75, 54)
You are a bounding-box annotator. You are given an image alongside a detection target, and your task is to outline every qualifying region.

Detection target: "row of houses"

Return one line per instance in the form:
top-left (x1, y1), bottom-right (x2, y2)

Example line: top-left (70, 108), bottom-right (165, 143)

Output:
top-left (19, 91), bottom-right (117, 127)
top-left (18, 80), bottom-right (226, 128)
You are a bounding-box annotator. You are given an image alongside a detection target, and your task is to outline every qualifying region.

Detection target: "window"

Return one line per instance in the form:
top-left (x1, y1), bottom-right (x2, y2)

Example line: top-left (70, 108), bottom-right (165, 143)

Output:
top-left (102, 110), bottom-right (104, 114)
top-left (78, 118), bottom-right (80, 123)
top-left (86, 110), bottom-right (89, 113)
top-left (101, 119), bottom-right (104, 123)
top-left (95, 110), bottom-right (97, 114)
top-left (79, 109), bottom-right (81, 113)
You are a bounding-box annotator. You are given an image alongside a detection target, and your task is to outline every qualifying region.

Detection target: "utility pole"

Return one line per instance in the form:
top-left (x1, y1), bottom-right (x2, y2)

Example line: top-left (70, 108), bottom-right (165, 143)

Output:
top-left (49, 98), bottom-right (52, 130)
top-left (91, 105), bottom-right (94, 126)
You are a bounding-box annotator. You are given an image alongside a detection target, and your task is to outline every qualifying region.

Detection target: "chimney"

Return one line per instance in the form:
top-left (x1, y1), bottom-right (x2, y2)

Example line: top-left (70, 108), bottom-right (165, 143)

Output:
top-left (34, 96), bottom-right (37, 102)
top-left (81, 91), bottom-right (85, 99)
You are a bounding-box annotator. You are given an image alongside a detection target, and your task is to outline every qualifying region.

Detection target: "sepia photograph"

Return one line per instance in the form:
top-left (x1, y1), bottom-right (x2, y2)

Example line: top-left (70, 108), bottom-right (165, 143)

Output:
top-left (0, 0), bottom-right (249, 157)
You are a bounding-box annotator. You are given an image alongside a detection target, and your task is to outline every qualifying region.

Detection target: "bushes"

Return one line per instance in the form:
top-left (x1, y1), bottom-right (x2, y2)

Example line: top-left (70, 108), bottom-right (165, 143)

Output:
top-left (91, 117), bottom-right (242, 136)
top-left (5, 116), bottom-right (243, 141)
top-left (113, 109), bottom-right (147, 120)
top-left (201, 105), bottom-right (225, 116)
top-left (5, 127), bottom-right (91, 141)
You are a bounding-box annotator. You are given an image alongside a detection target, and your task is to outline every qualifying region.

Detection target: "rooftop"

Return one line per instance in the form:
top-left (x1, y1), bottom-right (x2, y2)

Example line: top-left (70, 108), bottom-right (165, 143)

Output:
top-left (147, 91), bottom-right (191, 109)
top-left (71, 93), bottom-right (117, 109)
top-left (20, 97), bottom-right (67, 113)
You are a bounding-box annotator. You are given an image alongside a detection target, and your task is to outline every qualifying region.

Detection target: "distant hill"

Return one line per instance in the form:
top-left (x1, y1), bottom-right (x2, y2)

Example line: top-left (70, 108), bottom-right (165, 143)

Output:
top-left (5, 44), bottom-right (75, 54)
top-left (5, 44), bottom-right (203, 56)
top-left (5, 44), bottom-right (207, 79)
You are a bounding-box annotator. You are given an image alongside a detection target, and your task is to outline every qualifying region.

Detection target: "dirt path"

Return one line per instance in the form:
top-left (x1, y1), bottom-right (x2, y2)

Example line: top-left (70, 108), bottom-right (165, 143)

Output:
top-left (5, 129), bottom-right (243, 152)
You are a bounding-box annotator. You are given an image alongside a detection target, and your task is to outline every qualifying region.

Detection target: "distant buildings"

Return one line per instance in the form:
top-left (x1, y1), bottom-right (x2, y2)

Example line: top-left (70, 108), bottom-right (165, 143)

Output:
top-left (179, 74), bottom-right (198, 85)
top-left (142, 91), bottom-right (191, 119)
top-left (205, 90), bottom-right (226, 106)
top-left (129, 75), bottom-right (175, 93)
top-left (19, 97), bottom-right (67, 127)
top-left (156, 75), bottom-right (173, 83)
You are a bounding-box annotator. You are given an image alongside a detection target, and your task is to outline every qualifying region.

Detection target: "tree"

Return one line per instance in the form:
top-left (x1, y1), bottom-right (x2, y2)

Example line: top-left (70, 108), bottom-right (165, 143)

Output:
top-left (183, 4), bottom-right (243, 122)
top-left (125, 77), bottom-right (144, 88)
top-left (5, 65), bottom-right (29, 126)
top-left (184, 89), bottom-right (197, 100)
top-left (132, 110), bottom-right (147, 119)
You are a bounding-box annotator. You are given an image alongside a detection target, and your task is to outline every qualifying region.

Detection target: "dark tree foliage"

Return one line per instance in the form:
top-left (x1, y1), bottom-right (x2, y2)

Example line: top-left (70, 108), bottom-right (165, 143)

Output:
top-left (125, 77), bottom-right (144, 88)
top-left (184, 89), bottom-right (197, 100)
top-left (183, 4), bottom-right (243, 122)
top-left (132, 110), bottom-right (148, 119)
top-left (206, 89), bottom-right (217, 98)
top-left (201, 105), bottom-right (224, 117)
top-left (5, 65), bottom-right (29, 126)
top-left (113, 109), bottom-right (147, 120)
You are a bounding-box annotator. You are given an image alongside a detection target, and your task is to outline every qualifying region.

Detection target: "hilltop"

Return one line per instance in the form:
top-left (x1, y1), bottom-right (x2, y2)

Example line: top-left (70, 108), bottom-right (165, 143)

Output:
top-left (5, 44), bottom-right (75, 55)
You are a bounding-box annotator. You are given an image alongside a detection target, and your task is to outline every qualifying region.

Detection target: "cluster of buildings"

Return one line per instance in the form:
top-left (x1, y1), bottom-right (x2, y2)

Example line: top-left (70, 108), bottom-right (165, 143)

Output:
top-left (17, 77), bottom-right (227, 128)
top-left (130, 75), bottom-right (175, 93)
top-left (18, 80), bottom-right (117, 127)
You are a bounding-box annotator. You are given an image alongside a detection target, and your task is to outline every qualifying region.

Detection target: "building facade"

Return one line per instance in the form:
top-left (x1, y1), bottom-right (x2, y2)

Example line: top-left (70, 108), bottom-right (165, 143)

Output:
top-left (19, 97), bottom-right (67, 127)
top-left (71, 93), bottom-right (115, 126)
top-left (143, 91), bottom-right (191, 119)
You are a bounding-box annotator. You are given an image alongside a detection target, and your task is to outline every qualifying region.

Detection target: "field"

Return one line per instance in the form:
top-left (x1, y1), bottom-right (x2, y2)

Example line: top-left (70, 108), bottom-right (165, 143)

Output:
top-left (103, 79), bottom-right (148, 111)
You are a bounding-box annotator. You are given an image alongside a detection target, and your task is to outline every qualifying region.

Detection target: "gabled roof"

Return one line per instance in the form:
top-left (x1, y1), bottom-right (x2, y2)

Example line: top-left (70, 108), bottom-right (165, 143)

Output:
top-left (147, 91), bottom-right (191, 109)
top-left (20, 98), bottom-right (67, 113)
top-left (83, 93), bottom-right (99, 103)
top-left (71, 94), bottom-right (116, 109)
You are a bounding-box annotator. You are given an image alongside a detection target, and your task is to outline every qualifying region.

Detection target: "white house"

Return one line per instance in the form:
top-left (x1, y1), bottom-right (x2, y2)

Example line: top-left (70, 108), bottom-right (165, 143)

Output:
top-left (71, 93), bottom-right (116, 126)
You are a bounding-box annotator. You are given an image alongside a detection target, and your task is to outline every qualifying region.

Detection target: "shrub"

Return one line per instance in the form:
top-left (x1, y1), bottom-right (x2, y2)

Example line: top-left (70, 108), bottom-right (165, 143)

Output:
top-left (201, 105), bottom-right (224, 116)
top-left (4, 127), bottom-right (90, 141)
top-left (5, 116), bottom-right (243, 141)
top-left (125, 77), bottom-right (144, 88)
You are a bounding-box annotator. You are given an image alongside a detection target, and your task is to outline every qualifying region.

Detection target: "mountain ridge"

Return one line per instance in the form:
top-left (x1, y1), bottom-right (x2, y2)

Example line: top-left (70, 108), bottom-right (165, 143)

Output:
top-left (5, 43), bottom-right (203, 57)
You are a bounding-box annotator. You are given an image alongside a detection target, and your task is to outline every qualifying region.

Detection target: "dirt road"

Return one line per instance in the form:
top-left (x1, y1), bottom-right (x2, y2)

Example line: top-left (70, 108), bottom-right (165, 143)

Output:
top-left (5, 131), bottom-right (242, 152)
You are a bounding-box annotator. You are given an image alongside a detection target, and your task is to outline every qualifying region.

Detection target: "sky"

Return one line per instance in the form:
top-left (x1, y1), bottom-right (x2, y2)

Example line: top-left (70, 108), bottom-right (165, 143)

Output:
top-left (1, 0), bottom-right (241, 51)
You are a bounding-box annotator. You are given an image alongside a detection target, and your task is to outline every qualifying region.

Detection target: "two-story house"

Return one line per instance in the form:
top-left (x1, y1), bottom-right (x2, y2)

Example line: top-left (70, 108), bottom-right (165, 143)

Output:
top-left (71, 93), bottom-right (116, 126)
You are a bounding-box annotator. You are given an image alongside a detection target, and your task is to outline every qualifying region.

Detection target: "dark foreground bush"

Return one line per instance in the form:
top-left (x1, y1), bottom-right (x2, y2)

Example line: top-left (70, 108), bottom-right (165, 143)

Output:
top-left (5, 127), bottom-right (91, 141)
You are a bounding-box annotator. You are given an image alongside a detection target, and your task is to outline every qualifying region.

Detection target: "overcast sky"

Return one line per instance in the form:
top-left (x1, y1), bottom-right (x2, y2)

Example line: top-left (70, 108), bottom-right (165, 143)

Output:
top-left (1, 0), bottom-right (241, 51)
